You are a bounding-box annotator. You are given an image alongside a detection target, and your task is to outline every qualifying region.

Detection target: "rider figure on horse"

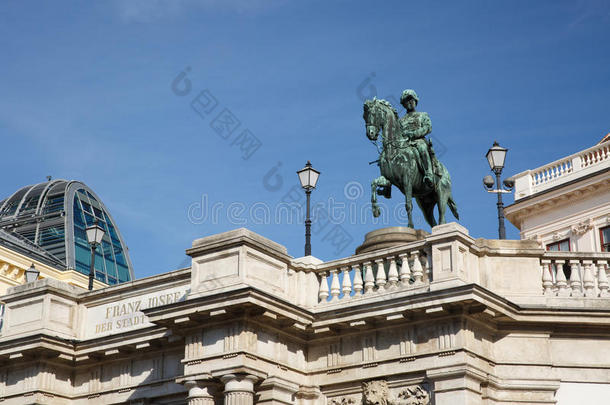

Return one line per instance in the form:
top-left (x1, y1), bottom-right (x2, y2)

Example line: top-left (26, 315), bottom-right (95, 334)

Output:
top-left (399, 89), bottom-right (435, 188)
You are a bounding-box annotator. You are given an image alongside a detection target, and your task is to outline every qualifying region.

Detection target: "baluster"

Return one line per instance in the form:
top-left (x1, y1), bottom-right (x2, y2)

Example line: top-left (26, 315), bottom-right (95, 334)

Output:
top-left (398, 253), bottom-right (411, 286)
top-left (318, 272), bottom-right (329, 302)
top-left (363, 262), bottom-right (375, 294)
top-left (330, 269), bottom-right (340, 301)
top-left (598, 260), bottom-right (609, 297)
top-left (541, 259), bottom-right (553, 295)
top-left (555, 260), bottom-right (569, 297)
top-left (421, 253), bottom-right (430, 282)
top-left (375, 258), bottom-right (387, 290)
top-left (582, 260), bottom-right (595, 297)
top-left (341, 266), bottom-right (352, 298)
top-left (387, 256), bottom-right (399, 287)
top-left (569, 260), bottom-right (583, 297)
top-left (411, 251), bottom-right (423, 284)
top-left (353, 264), bottom-right (363, 295)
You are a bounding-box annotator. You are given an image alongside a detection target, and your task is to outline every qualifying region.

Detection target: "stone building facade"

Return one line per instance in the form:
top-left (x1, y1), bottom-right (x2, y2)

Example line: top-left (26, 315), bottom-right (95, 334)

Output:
top-left (1, 223), bottom-right (610, 404)
top-left (506, 137), bottom-right (609, 252)
top-left (1, 138), bottom-right (610, 404)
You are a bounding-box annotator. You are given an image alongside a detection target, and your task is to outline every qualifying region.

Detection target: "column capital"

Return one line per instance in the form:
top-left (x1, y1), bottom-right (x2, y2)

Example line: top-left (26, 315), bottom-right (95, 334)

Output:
top-left (220, 373), bottom-right (259, 392)
top-left (221, 373), bottom-right (260, 405)
top-left (184, 377), bottom-right (217, 405)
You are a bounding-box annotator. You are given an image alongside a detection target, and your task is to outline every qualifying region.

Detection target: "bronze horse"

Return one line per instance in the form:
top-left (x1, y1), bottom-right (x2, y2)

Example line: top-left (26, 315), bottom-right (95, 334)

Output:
top-left (363, 98), bottom-right (459, 228)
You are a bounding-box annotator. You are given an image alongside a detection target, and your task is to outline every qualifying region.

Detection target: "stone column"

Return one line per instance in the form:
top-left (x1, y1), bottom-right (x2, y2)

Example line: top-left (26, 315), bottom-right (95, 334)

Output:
top-left (221, 374), bottom-right (258, 405)
top-left (185, 380), bottom-right (215, 405)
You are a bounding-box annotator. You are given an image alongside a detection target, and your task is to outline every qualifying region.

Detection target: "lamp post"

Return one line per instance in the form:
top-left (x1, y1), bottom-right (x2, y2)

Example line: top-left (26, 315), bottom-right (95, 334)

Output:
top-left (483, 141), bottom-right (514, 239)
top-left (24, 263), bottom-right (40, 283)
top-left (297, 161), bottom-right (320, 256)
top-left (85, 220), bottom-right (105, 290)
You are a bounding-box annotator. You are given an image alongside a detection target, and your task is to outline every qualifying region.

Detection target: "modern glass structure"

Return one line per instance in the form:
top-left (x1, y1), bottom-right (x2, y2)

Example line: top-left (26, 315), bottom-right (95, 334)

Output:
top-left (0, 180), bottom-right (134, 285)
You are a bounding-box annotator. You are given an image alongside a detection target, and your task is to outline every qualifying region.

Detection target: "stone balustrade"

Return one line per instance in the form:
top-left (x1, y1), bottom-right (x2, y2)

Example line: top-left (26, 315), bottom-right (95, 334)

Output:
top-left (580, 141), bottom-right (610, 168)
top-left (512, 141), bottom-right (610, 200)
top-left (541, 252), bottom-right (610, 297)
top-left (531, 156), bottom-right (573, 187)
top-left (313, 241), bottom-right (431, 303)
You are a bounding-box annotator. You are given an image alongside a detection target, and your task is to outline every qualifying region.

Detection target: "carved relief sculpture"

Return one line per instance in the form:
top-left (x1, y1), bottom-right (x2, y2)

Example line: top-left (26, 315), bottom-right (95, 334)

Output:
top-left (362, 380), bottom-right (430, 405)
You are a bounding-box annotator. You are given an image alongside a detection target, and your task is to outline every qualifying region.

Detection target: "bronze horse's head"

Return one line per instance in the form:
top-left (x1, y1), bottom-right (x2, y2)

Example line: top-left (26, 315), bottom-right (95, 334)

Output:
top-left (363, 99), bottom-right (381, 141)
top-left (363, 98), bottom-right (399, 142)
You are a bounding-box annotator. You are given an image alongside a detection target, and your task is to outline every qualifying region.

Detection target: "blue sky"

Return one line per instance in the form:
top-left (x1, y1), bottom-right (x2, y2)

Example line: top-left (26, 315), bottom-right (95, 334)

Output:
top-left (1, 1), bottom-right (609, 278)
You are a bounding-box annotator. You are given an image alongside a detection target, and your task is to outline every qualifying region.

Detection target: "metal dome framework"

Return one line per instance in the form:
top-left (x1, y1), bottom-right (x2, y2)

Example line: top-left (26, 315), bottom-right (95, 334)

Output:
top-left (0, 180), bottom-right (134, 285)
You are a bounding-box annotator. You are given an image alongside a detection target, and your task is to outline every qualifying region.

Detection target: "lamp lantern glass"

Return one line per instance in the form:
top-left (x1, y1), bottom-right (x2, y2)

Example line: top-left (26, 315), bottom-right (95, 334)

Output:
top-left (297, 161), bottom-right (320, 190)
top-left (85, 222), bottom-right (105, 246)
top-left (486, 141), bottom-right (508, 171)
top-left (25, 263), bottom-right (40, 283)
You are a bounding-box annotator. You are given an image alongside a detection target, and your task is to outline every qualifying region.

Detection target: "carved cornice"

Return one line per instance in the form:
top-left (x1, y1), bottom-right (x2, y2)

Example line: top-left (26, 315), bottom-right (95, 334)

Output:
top-left (505, 174), bottom-right (610, 228)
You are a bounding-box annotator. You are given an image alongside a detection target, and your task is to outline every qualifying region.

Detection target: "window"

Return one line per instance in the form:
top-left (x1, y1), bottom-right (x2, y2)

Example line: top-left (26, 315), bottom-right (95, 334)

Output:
top-left (546, 239), bottom-right (570, 252)
top-left (601, 226), bottom-right (610, 252)
top-left (547, 238), bottom-right (571, 280)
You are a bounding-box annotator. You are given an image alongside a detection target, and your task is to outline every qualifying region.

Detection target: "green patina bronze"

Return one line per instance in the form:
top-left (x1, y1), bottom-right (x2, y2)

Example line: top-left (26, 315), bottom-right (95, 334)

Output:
top-left (363, 90), bottom-right (459, 228)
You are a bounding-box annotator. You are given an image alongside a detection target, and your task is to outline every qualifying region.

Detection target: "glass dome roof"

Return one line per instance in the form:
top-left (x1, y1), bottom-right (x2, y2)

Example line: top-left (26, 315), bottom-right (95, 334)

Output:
top-left (0, 180), bottom-right (134, 284)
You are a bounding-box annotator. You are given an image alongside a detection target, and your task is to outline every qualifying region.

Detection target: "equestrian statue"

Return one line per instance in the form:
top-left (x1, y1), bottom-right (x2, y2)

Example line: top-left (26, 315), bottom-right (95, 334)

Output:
top-left (363, 89), bottom-right (459, 228)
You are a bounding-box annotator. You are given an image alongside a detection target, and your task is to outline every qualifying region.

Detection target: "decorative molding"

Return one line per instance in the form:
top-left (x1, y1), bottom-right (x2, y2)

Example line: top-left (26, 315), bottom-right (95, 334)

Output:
top-left (224, 325), bottom-right (239, 352)
top-left (362, 380), bottom-right (430, 405)
top-left (437, 322), bottom-right (455, 350)
top-left (151, 357), bottom-right (163, 381)
top-left (362, 334), bottom-right (376, 362)
top-left (400, 326), bottom-right (416, 356)
top-left (89, 366), bottom-right (101, 393)
top-left (552, 232), bottom-right (569, 241)
top-left (328, 342), bottom-right (340, 367)
top-left (571, 218), bottom-right (594, 236)
top-left (527, 234), bottom-right (542, 245)
top-left (396, 385), bottom-right (430, 405)
top-left (330, 397), bottom-right (357, 405)
top-left (186, 330), bottom-right (203, 360)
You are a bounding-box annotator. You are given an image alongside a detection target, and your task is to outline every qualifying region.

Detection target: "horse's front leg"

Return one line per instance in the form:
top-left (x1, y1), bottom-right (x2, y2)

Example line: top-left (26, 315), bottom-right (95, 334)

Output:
top-left (403, 183), bottom-right (414, 228)
top-left (370, 178), bottom-right (380, 218)
top-left (370, 176), bottom-right (390, 218)
top-left (438, 191), bottom-right (448, 225)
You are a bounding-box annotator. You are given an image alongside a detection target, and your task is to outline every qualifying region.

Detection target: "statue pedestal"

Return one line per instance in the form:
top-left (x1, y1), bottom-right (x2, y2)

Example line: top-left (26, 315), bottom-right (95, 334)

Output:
top-left (355, 227), bottom-right (429, 254)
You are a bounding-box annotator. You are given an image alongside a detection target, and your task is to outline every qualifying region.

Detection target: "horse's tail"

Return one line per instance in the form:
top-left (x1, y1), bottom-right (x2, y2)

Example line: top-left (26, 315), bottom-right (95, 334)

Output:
top-left (448, 196), bottom-right (459, 220)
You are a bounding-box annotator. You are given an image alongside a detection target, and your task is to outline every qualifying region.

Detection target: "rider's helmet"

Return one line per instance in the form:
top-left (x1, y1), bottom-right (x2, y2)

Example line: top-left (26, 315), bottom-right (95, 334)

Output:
top-left (400, 89), bottom-right (419, 107)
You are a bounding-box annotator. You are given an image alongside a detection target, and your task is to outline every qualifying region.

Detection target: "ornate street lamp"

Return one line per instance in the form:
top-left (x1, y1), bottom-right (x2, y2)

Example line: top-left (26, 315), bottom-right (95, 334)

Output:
top-left (297, 161), bottom-right (320, 256)
top-left (85, 220), bottom-right (105, 290)
top-left (24, 263), bottom-right (40, 283)
top-left (483, 142), bottom-right (514, 239)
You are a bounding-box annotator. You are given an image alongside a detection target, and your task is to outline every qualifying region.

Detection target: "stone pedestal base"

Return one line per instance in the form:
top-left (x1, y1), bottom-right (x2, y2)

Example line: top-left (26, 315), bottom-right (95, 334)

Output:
top-left (355, 227), bottom-right (429, 254)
